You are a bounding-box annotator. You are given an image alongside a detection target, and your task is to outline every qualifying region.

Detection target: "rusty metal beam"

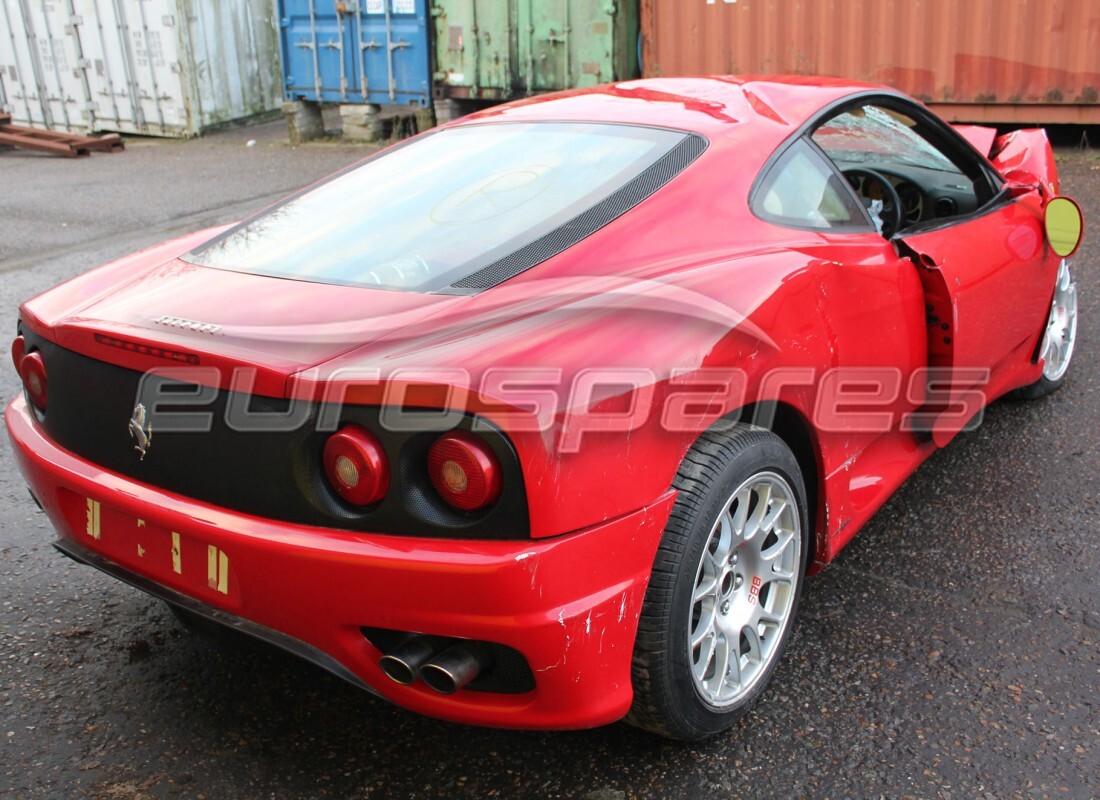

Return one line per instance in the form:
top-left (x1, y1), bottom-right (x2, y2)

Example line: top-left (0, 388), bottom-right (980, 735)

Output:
top-left (0, 129), bottom-right (87, 157)
top-left (0, 114), bottom-right (124, 157)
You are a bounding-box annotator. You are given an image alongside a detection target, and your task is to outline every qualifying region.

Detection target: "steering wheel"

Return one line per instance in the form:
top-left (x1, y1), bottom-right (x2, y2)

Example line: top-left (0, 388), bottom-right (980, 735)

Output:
top-left (842, 168), bottom-right (904, 238)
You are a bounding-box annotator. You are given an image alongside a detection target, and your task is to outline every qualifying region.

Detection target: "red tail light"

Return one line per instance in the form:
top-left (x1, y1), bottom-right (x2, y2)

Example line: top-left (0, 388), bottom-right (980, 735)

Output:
top-left (322, 425), bottom-right (389, 506)
top-left (427, 432), bottom-right (502, 511)
top-left (11, 336), bottom-right (25, 373)
top-left (20, 351), bottom-right (48, 411)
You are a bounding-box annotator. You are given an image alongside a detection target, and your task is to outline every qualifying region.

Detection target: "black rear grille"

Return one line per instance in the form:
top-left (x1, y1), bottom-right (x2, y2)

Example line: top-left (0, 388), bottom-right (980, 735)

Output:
top-left (21, 330), bottom-right (529, 539)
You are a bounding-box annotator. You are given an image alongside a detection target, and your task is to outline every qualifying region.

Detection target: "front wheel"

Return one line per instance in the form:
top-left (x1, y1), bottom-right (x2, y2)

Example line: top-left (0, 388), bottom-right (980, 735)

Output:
top-left (627, 426), bottom-right (809, 740)
top-left (1015, 259), bottom-right (1078, 400)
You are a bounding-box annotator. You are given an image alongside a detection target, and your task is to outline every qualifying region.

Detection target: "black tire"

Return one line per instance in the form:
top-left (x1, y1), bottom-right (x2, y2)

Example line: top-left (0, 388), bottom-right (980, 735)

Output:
top-left (627, 426), bottom-right (810, 740)
top-left (1012, 373), bottom-right (1064, 401)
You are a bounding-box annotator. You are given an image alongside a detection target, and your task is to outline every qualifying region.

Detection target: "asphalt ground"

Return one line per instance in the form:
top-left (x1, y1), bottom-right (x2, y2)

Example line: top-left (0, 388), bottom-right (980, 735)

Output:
top-left (0, 122), bottom-right (1097, 800)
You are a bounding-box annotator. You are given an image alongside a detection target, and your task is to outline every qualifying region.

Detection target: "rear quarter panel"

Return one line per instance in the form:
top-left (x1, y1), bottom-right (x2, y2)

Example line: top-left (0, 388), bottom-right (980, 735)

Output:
top-left (990, 129), bottom-right (1060, 195)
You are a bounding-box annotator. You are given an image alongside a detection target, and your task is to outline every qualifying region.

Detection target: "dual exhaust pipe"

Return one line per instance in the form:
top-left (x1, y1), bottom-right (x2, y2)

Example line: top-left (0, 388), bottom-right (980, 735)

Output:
top-left (379, 637), bottom-right (489, 694)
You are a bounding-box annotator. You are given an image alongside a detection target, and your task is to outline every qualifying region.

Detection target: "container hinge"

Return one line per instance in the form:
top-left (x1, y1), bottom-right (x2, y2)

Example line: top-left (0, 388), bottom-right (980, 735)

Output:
top-left (69, 14), bottom-right (83, 26)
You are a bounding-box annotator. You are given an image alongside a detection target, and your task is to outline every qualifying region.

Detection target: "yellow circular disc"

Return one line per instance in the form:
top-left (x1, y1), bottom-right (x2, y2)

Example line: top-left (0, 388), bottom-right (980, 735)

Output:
top-left (1045, 196), bottom-right (1084, 258)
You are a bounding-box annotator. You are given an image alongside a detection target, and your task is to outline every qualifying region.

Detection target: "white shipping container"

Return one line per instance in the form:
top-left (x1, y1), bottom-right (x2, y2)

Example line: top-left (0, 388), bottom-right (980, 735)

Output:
top-left (0, 0), bottom-right (281, 137)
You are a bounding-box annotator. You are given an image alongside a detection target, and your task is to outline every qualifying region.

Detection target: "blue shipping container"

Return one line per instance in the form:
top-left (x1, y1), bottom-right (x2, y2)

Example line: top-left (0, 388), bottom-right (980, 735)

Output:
top-left (279, 0), bottom-right (430, 106)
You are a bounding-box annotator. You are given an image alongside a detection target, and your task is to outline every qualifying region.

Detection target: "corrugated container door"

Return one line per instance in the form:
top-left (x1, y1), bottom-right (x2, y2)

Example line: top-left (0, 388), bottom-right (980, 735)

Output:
top-left (280, 0), bottom-right (341, 102)
top-left (432, 0), bottom-right (516, 99)
top-left (71, 0), bottom-right (189, 136)
top-left (433, 0), bottom-right (636, 100)
top-left (517, 0), bottom-right (631, 92)
top-left (281, 0), bottom-right (430, 105)
top-left (0, 1), bottom-right (42, 126)
top-left (183, 0), bottom-right (282, 128)
top-left (360, 0), bottom-right (430, 104)
top-left (1, 0), bottom-right (87, 131)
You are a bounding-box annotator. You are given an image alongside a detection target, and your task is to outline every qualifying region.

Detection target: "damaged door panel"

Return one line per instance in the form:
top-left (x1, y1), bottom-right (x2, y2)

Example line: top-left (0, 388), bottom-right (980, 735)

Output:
top-left (897, 193), bottom-right (1054, 446)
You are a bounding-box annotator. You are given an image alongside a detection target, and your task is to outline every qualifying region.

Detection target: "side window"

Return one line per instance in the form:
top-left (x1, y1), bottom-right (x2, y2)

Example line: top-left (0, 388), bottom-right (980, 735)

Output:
top-left (752, 140), bottom-right (869, 230)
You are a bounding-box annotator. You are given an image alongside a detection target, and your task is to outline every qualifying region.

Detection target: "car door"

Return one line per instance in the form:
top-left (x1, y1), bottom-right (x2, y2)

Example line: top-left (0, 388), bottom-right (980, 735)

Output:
top-left (897, 194), bottom-right (1051, 400)
top-left (812, 98), bottom-right (1056, 445)
top-left (749, 136), bottom-right (929, 438)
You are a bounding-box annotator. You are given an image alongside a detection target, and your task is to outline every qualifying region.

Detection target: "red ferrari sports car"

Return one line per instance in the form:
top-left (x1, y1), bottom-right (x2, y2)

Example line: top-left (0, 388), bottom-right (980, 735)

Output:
top-left (7, 76), bottom-right (1082, 740)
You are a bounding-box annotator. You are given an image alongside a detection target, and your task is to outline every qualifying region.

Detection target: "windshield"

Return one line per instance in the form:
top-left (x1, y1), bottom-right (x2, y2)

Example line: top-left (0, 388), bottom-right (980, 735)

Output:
top-left (184, 123), bottom-right (687, 292)
top-left (813, 105), bottom-right (960, 173)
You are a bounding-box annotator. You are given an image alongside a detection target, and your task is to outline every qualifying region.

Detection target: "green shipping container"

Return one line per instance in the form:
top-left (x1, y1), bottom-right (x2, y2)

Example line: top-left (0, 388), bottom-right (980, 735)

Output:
top-left (432, 0), bottom-right (638, 105)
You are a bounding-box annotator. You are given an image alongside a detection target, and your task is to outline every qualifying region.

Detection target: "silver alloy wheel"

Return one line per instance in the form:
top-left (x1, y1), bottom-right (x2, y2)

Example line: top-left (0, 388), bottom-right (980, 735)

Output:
top-left (688, 471), bottom-right (801, 708)
top-left (1040, 259), bottom-right (1078, 382)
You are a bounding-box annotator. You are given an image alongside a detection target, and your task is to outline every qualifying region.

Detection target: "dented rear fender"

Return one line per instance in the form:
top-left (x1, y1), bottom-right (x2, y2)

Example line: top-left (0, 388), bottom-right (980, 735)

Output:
top-left (989, 128), bottom-right (1059, 196)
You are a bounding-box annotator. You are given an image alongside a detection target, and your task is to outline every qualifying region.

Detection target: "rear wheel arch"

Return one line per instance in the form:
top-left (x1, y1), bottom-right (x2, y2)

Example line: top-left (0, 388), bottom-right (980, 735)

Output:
top-left (701, 401), bottom-right (826, 569)
top-left (628, 420), bottom-right (811, 738)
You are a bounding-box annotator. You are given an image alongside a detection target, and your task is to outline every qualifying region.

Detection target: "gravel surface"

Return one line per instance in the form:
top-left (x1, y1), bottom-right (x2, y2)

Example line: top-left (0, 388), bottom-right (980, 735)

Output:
top-left (1, 124), bottom-right (1097, 800)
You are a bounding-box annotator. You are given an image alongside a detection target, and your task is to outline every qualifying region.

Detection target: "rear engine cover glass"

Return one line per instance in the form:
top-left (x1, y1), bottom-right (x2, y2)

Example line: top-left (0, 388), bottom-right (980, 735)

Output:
top-left (184, 123), bottom-right (686, 292)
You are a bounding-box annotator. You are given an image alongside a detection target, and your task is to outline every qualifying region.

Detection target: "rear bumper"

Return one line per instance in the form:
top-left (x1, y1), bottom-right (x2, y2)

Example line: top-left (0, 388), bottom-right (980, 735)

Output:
top-left (6, 396), bottom-right (676, 729)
